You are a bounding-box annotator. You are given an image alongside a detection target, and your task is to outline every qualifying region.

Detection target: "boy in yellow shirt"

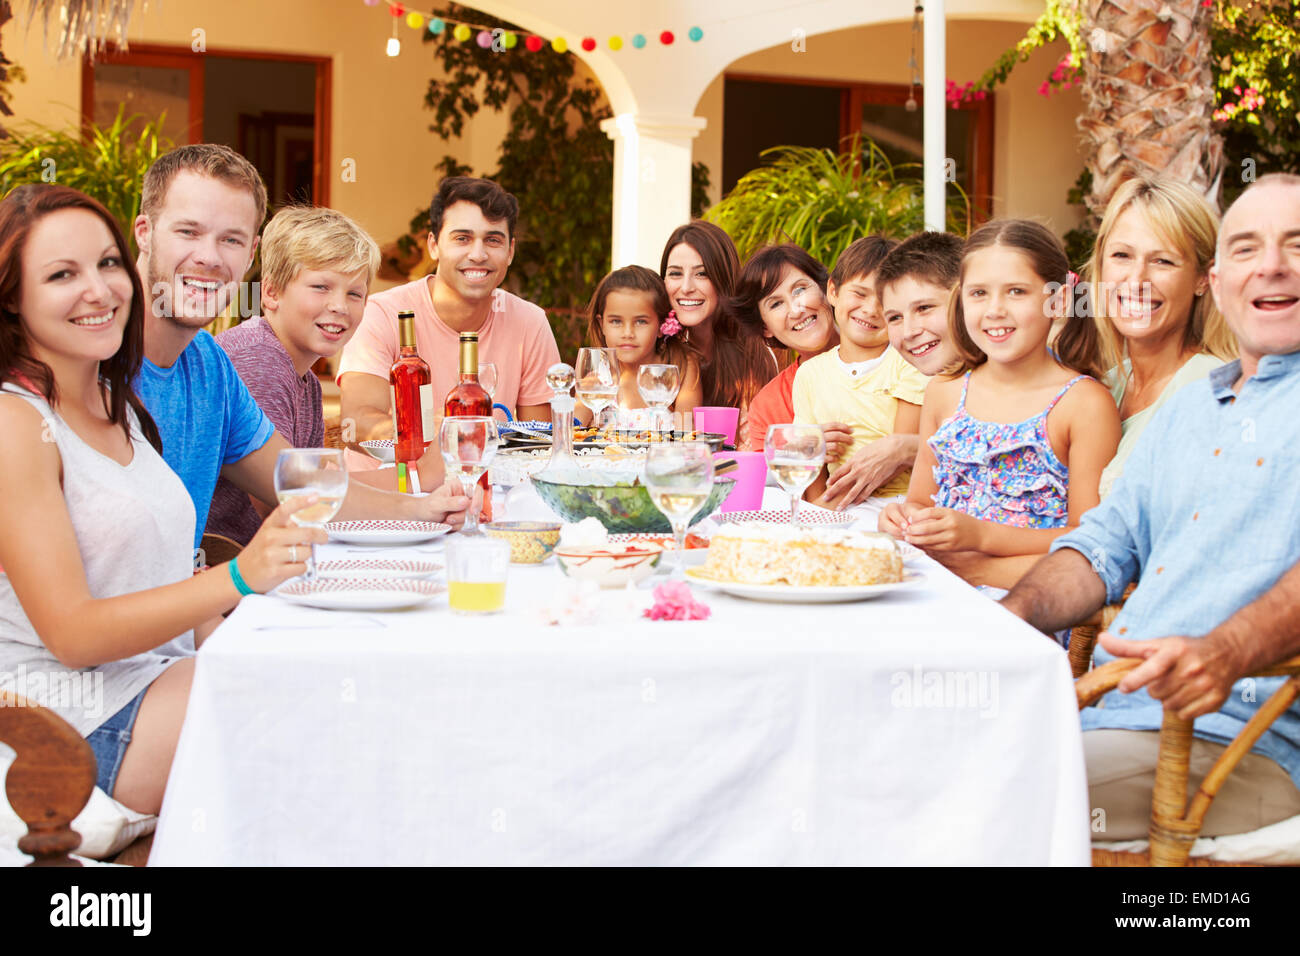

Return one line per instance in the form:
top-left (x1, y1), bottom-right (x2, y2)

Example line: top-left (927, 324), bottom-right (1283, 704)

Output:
top-left (793, 236), bottom-right (929, 510)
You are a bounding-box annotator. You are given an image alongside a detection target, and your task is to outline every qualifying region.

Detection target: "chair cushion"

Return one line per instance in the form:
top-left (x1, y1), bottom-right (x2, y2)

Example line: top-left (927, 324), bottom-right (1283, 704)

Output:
top-left (0, 746), bottom-right (156, 861)
top-left (1094, 813), bottom-right (1300, 864)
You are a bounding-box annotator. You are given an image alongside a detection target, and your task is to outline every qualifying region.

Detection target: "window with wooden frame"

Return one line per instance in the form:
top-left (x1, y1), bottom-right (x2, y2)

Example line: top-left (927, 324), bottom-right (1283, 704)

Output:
top-left (723, 74), bottom-right (994, 219)
top-left (81, 42), bottom-right (332, 209)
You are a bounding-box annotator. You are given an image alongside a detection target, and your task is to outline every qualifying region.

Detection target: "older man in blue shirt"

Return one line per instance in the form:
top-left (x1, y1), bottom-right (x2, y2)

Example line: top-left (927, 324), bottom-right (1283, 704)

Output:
top-left (1002, 172), bottom-right (1300, 840)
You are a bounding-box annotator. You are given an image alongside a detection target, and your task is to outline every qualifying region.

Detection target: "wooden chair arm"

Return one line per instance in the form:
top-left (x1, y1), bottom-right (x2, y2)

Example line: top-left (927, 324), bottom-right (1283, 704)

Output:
top-left (1068, 586), bottom-right (1134, 678)
top-left (1075, 658), bottom-right (1141, 708)
top-left (0, 691), bottom-right (94, 866)
top-left (1076, 653), bottom-right (1300, 866)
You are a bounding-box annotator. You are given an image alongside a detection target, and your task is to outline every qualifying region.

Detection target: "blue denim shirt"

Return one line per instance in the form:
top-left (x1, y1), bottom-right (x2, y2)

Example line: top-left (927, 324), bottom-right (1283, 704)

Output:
top-left (1052, 351), bottom-right (1300, 787)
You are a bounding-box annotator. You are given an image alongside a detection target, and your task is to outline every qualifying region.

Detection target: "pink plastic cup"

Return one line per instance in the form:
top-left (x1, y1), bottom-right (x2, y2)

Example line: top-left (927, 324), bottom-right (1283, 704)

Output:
top-left (693, 406), bottom-right (740, 446)
top-left (715, 451), bottom-right (765, 513)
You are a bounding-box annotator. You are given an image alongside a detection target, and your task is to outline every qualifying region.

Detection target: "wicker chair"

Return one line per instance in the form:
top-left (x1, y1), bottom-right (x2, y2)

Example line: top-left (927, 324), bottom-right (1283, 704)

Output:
top-left (199, 532), bottom-right (243, 568)
top-left (1076, 654), bottom-right (1300, 866)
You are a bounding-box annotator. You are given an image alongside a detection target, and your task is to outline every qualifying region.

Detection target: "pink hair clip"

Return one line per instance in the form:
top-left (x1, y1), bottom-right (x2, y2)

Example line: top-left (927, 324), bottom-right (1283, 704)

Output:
top-left (1066, 270), bottom-right (1080, 289)
top-left (660, 311), bottom-right (682, 337)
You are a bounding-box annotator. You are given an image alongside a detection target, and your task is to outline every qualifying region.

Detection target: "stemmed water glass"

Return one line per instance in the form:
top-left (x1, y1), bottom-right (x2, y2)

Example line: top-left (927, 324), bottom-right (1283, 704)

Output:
top-left (478, 362), bottom-right (499, 399)
top-left (440, 415), bottom-right (500, 535)
top-left (637, 363), bottom-right (681, 435)
top-left (644, 442), bottom-right (714, 579)
top-left (575, 347), bottom-right (620, 429)
top-left (764, 424), bottom-right (825, 526)
top-left (273, 448), bottom-right (349, 581)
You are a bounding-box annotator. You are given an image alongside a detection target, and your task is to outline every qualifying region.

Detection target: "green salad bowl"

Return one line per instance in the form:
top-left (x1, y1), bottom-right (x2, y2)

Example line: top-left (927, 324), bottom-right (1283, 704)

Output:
top-left (531, 476), bottom-right (736, 533)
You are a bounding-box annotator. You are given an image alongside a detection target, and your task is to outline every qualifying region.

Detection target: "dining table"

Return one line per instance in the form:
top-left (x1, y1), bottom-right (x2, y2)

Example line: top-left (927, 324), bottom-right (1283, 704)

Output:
top-left (148, 487), bottom-right (1091, 866)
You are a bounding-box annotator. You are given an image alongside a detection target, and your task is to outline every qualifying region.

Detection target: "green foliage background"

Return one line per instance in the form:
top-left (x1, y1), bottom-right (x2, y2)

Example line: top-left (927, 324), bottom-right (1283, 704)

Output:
top-left (705, 137), bottom-right (969, 266)
top-left (403, 3), bottom-right (710, 359)
top-left (0, 106), bottom-right (170, 250)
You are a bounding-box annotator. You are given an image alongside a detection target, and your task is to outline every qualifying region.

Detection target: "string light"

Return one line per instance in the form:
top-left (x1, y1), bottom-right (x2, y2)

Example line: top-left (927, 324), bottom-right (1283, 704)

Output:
top-left (386, 14), bottom-right (400, 56)
top-left (360, 2), bottom-right (704, 57)
top-left (906, 2), bottom-right (922, 111)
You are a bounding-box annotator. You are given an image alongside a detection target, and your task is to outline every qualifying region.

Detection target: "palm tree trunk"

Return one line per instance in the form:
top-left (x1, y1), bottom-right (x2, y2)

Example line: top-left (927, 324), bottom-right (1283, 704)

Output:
top-left (1077, 0), bottom-right (1224, 218)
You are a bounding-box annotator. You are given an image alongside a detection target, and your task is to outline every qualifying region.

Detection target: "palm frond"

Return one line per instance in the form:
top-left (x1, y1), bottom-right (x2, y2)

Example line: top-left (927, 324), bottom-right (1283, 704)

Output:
top-left (705, 135), bottom-right (969, 265)
top-left (24, 0), bottom-right (139, 60)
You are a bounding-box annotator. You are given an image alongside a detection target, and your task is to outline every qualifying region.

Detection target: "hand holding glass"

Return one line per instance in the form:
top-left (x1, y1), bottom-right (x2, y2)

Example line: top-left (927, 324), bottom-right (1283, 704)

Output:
top-left (764, 424), bottom-right (825, 526)
top-left (439, 416), bottom-right (500, 535)
top-left (273, 448), bottom-right (349, 580)
top-left (644, 442), bottom-right (714, 579)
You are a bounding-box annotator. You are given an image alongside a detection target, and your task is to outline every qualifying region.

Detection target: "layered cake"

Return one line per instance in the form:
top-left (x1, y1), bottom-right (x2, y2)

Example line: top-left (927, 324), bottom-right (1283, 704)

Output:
top-left (698, 523), bottom-right (903, 586)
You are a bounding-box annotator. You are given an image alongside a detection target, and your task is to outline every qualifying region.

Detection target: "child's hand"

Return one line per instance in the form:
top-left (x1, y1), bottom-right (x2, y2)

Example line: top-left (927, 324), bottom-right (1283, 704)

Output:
top-left (902, 506), bottom-right (984, 552)
top-left (878, 500), bottom-right (924, 539)
top-left (820, 422), bottom-right (853, 463)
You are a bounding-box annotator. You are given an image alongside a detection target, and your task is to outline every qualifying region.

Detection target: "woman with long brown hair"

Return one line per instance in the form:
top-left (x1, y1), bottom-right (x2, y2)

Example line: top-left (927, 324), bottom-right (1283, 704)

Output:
top-left (660, 221), bottom-right (777, 446)
top-left (0, 184), bottom-right (318, 815)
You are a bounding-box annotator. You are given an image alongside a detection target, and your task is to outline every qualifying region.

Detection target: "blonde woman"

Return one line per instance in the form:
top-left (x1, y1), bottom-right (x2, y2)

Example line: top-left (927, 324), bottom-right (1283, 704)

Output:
top-left (1087, 177), bottom-right (1237, 497)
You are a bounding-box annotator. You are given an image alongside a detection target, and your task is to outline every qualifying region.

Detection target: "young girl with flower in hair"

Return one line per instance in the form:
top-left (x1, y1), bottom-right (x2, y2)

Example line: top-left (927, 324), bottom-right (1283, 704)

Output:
top-left (879, 220), bottom-right (1121, 591)
top-left (575, 265), bottom-right (702, 424)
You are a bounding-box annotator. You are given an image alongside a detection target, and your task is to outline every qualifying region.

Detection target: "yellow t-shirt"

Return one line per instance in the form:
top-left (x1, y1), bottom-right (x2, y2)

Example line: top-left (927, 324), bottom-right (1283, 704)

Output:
top-left (792, 346), bottom-right (929, 497)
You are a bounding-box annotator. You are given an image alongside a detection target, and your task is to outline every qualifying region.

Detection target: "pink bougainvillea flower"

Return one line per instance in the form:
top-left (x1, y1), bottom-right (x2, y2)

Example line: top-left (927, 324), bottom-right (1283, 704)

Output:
top-left (643, 580), bottom-right (711, 621)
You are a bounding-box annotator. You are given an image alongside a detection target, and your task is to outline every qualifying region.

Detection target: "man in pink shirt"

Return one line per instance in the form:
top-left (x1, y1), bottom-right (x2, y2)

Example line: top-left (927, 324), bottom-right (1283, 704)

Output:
top-left (338, 177), bottom-right (561, 469)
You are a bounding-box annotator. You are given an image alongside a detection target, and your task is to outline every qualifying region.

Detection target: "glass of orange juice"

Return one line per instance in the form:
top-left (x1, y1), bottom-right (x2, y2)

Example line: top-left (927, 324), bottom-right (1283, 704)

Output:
top-left (446, 536), bottom-right (510, 614)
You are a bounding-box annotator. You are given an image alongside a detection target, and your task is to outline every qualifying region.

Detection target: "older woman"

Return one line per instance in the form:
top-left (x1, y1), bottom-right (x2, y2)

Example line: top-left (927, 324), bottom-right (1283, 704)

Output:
top-left (1089, 176), bottom-right (1237, 496)
top-left (729, 244), bottom-right (845, 456)
top-left (660, 221), bottom-right (777, 448)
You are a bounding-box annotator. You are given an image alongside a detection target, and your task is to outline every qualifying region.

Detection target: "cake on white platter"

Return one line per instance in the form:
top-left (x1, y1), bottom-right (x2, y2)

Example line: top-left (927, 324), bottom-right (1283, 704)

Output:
top-left (698, 522), bottom-right (903, 587)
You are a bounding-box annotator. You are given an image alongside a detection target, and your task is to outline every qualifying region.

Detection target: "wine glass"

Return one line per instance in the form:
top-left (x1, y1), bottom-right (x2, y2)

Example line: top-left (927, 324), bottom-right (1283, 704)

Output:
top-left (764, 424), bottom-right (825, 526)
top-left (644, 442), bottom-right (714, 579)
top-left (440, 415), bottom-right (500, 535)
top-left (273, 448), bottom-right (349, 581)
top-left (478, 362), bottom-right (499, 399)
top-left (637, 363), bottom-right (681, 435)
top-left (575, 347), bottom-right (620, 429)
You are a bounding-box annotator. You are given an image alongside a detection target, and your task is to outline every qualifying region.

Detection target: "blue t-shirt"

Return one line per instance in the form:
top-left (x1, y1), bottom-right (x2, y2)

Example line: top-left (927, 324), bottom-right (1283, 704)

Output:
top-left (135, 330), bottom-right (276, 548)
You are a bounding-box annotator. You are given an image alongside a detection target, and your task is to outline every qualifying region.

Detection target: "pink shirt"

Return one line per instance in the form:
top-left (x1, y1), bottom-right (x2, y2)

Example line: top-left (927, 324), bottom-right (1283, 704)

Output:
top-left (337, 277), bottom-right (561, 469)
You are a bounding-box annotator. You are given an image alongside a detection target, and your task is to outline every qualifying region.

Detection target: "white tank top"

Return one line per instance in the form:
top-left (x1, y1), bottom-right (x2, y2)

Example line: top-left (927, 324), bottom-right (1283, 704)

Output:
top-left (0, 384), bottom-right (196, 735)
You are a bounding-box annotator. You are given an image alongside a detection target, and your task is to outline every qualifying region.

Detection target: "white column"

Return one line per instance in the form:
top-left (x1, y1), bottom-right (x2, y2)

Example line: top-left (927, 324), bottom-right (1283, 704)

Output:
top-left (923, 0), bottom-right (947, 231)
top-left (600, 113), bottom-right (708, 268)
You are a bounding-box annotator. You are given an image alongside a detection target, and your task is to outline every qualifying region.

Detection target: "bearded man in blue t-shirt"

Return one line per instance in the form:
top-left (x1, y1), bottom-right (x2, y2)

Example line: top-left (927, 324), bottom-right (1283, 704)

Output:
top-left (132, 144), bottom-right (468, 550)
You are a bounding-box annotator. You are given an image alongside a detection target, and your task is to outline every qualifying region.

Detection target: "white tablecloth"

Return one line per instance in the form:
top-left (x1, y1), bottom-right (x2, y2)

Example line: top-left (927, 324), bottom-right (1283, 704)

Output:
top-left (150, 490), bottom-right (1090, 865)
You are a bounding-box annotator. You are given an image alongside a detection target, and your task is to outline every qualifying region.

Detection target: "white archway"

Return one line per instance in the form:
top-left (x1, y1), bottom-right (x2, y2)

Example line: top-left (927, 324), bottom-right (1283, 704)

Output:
top-left (466, 0), bottom-right (1045, 263)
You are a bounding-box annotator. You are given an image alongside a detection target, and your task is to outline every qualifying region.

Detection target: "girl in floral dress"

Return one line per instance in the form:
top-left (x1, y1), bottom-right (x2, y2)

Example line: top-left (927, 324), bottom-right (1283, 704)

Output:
top-left (880, 220), bottom-right (1120, 589)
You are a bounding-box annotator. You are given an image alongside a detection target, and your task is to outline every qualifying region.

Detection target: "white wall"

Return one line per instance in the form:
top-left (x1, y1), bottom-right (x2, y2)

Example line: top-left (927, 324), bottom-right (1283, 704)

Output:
top-left (1, 0), bottom-right (511, 288)
top-left (693, 18), bottom-right (1087, 236)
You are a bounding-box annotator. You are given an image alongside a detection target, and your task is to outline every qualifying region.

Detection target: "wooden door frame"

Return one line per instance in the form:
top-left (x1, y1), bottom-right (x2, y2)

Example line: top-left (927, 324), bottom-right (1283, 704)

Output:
top-left (725, 72), bottom-right (994, 218)
top-left (81, 42), bottom-right (332, 206)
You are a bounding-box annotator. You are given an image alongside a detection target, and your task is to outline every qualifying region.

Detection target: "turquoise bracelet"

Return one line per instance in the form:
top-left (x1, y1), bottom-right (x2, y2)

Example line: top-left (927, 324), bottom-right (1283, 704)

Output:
top-left (228, 556), bottom-right (257, 596)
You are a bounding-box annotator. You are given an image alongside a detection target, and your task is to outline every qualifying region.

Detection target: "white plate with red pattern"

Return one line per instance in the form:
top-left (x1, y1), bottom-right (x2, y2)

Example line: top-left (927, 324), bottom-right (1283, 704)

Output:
top-left (718, 506), bottom-right (857, 529)
top-left (685, 567), bottom-right (922, 604)
top-left (275, 577), bottom-right (446, 610)
top-left (359, 439), bottom-right (396, 463)
top-left (315, 557), bottom-right (442, 579)
top-left (325, 519), bottom-right (452, 545)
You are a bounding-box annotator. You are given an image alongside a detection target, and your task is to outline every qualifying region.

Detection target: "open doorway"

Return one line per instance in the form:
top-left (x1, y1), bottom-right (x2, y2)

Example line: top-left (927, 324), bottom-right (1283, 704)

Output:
top-left (81, 43), bottom-right (331, 209)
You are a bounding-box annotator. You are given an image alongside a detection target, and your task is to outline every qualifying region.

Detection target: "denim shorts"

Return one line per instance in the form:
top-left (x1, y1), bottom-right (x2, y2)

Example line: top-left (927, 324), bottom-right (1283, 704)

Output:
top-left (85, 688), bottom-right (148, 796)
